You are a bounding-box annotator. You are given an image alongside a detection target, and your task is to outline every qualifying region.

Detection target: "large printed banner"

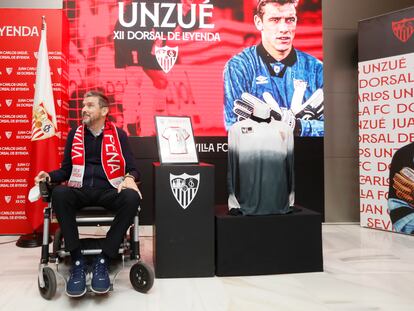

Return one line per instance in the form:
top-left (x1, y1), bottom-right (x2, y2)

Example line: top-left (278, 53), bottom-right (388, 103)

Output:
top-left (0, 9), bottom-right (69, 234)
top-left (63, 0), bottom-right (323, 136)
top-left (358, 6), bottom-right (414, 234)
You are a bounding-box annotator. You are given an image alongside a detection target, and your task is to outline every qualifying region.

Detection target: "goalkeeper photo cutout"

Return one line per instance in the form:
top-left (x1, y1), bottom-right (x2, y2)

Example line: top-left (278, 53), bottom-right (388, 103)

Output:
top-left (388, 141), bottom-right (414, 234)
top-left (223, 0), bottom-right (324, 137)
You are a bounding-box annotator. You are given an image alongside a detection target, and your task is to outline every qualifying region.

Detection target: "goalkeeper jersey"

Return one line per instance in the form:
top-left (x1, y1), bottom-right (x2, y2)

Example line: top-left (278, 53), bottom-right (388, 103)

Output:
top-left (223, 44), bottom-right (324, 137)
top-left (227, 117), bottom-right (294, 215)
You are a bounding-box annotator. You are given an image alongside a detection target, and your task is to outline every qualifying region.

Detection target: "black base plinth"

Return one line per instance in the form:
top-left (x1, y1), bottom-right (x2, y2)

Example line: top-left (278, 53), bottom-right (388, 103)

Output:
top-left (16, 233), bottom-right (51, 248)
top-left (215, 205), bottom-right (323, 276)
top-left (153, 163), bottom-right (215, 278)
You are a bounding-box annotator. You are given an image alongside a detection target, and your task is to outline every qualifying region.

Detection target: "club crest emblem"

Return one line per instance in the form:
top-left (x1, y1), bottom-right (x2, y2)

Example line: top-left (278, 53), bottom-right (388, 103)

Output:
top-left (5, 99), bottom-right (12, 107)
top-left (5, 163), bottom-right (12, 171)
top-left (4, 196), bottom-right (11, 204)
top-left (273, 64), bottom-right (282, 74)
top-left (155, 46), bottom-right (178, 73)
top-left (5, 131), bottom-right (12, 139)
top-left (6, 67), bottom-right (13, 75)
top-left (31, 102), bottom-right (56, 141)
top-left (170, 173), bottom-right (200, 209)
top-left (392, 17), bottom-right (414, 42)
top-left (57, 67), bottom-right (62, 75)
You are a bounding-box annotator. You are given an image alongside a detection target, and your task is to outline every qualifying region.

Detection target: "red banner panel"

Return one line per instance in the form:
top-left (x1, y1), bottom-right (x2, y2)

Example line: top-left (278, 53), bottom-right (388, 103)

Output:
top-left (0, 9), bottom-right (69, 234)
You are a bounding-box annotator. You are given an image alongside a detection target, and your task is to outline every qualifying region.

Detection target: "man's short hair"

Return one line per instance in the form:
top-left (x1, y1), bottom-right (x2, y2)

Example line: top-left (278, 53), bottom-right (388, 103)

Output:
top-left (84, 90), bottom-right (109, 108)
top-left (255, 0), bottom-right (297, 19)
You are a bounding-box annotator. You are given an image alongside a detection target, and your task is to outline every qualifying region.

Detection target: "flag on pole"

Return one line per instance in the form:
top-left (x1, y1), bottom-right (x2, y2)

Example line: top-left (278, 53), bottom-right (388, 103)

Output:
top-left (26, 16), bottom-right (60, 231)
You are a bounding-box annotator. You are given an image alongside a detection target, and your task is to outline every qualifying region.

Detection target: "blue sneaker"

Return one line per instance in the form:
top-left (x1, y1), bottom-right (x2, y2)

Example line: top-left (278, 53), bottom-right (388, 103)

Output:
top-left (91, 256), bottom-right (110, 294)
top-left (66, 259), bottom-right (87, 297)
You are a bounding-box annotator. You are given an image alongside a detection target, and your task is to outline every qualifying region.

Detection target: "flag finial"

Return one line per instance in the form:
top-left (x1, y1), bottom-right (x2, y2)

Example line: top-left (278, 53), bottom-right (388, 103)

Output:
top-left (41, 16), bottom-right (46, 30)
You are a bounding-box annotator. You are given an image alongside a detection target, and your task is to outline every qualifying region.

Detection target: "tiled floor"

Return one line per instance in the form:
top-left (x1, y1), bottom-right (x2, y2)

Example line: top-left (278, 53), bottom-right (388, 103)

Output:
top-left (0, 224), bottom-right (413, 311)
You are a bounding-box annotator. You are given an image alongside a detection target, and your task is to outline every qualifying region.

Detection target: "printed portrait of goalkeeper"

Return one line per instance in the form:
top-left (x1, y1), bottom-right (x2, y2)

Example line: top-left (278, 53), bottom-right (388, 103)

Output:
top-left (223, 0), bottom-right (324, 137)
top-left (388, 141), bottom-right (414, 234)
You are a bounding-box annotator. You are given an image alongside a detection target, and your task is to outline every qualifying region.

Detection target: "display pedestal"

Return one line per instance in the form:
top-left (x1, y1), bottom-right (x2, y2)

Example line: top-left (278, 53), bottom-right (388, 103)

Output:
top-left (153, 163), bottom-right (215, 278)
top-left (215, 205), bottom-right (323, 276)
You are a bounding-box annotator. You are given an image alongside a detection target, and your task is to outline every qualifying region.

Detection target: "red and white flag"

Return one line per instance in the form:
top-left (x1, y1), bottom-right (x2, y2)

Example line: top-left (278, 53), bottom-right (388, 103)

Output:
top-left (26, 17), bottom-right (60, 231)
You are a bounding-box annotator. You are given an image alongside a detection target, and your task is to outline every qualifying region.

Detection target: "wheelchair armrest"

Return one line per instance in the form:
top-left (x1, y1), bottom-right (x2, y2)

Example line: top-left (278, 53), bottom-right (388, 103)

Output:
top-left (38, 180), bottom-right (59, 203)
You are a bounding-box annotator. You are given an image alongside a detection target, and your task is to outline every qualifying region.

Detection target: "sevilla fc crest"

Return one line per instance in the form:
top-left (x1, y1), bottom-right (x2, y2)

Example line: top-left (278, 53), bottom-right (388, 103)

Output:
top-left (155, 46), bottom-right (178, 73)
top-left (31, 102), bottom-right (56, 141)
top-left (170, 173), bottom-right (200, 209)
top-left (392, 18), bottom-right (414, 43)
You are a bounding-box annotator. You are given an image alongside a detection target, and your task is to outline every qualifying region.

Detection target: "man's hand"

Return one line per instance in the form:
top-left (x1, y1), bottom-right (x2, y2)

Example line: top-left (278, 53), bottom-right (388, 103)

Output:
top-left (34, 171), bottom-right (50, 185)
top-left (117, 177), bottom-right (142, 199)
top-left (393, 167), bottom-right (414, 205)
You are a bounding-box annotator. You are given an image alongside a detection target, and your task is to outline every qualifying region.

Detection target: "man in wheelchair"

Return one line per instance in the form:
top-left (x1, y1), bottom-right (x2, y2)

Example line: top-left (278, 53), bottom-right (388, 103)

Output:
top-left (35, 90), bottom-right (141, 297)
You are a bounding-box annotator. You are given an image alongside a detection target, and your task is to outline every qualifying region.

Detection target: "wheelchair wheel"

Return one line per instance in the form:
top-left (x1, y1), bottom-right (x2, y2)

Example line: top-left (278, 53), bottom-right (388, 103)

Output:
top-left (38, 266), bottom-right (57, 300)
top-left (129, 262), bottom-right (154, 293)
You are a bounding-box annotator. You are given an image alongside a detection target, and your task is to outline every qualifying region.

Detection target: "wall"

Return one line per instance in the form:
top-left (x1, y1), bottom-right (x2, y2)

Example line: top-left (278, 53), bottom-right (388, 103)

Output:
top-left (3, 0), bottom-right (414, 222)
top-left (323, 0), bottom-right (414, 222)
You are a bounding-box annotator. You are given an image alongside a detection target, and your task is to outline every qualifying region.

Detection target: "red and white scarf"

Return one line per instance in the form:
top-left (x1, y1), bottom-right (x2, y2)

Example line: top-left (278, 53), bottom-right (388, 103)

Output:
top-left (68, 121), bottom-right (125, 188)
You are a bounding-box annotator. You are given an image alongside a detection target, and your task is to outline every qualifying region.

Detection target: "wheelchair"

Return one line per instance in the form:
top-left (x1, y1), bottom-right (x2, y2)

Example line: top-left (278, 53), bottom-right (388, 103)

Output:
top-left (37, 181), bottom-right (154, 300)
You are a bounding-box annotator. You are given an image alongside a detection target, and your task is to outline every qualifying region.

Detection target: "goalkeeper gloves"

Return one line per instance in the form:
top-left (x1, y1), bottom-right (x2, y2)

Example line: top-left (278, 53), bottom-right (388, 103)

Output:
top-left (291, 88), bottom-right (324, 119)
top-left (232, 92), bottom-right (282, 122)
top-left (393, 167), bottom-right (414, 205)
top-left (232, 89), bottom-right (324, 136)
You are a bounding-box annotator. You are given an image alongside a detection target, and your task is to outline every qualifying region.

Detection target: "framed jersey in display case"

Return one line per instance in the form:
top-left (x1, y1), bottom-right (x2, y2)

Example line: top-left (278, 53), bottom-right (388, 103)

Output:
top-left (155, 116), bottom-right (198, 164)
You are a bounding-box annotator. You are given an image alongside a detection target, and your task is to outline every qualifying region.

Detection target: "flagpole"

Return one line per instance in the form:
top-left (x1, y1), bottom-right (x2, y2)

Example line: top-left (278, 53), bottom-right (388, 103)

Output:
top-left (16, 15), bottom-right (53, 248)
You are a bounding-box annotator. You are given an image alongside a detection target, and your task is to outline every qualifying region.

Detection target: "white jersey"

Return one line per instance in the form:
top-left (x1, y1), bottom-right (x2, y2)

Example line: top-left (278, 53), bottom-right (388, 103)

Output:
top-left (227, 117), bottom-right (294, 215)
top-left (162, 127), bottom-right (190, 154)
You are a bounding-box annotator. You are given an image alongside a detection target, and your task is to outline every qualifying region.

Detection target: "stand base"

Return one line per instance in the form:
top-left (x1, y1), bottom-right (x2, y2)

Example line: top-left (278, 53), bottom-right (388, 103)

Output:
top-left (215, 205), bottom-right (323, 276)
top-left (16, 233), bottom-right (51, 248)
